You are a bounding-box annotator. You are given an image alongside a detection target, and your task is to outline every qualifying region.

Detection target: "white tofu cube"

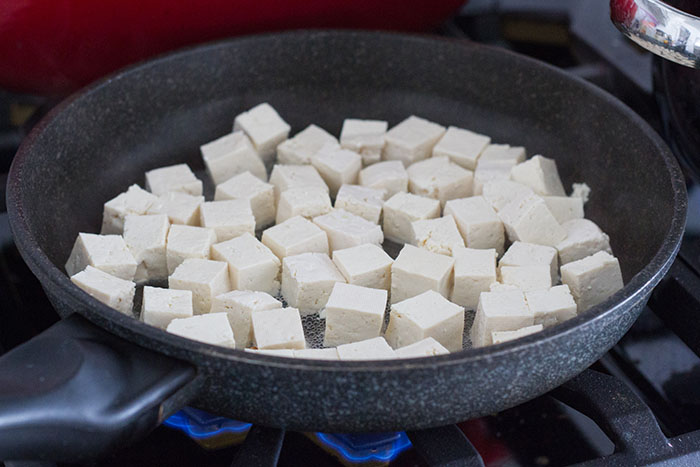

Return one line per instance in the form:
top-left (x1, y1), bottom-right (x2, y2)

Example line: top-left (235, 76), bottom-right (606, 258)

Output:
top-left (211, 290), bottom-right (282, 348)
top-left (251, 307), bottom-right (306, 350)
top-left (310, 143), bottom-right (363, 197)
top-left (411, 215), bottom-right (465, 256)
top-left (332, 243), bottom-right (393, 291)
top-left (336, 337), bottom-right (396, 360)
top-left (70, 266), bottom-right (135, 315)
top-left (215, 171), bottom-right (276, 229)
top-left (492, 324), bottom-right (543, 344)
top-left (395, 337), bottom-right (450, 358)
top-left (145, 164), bottom-right (203, 196)
top-left (123, 214), bottom-right (170, 283)
top-left (65, 233), bottom-right (138, 281)
top-left (478, 144), bottom-right (526, 168)
top-left (293, 348), bottom-right (340, 360)
top-left (101, 184), bottom-right (158, 234)
top-left (167, 313), bottom-right (235, 348)
top-left (141, 286), bottom-right (193, 329)
top-left (556, 218), bottom-right (612, 265)
top-left (498, 194), bottom-right (566, 247)
top-left (499, 266), bottom-right (552, 292)
top-left (444, 196), bottom-right (505, 254)
top-left (358, 160), bottom-right (409, 198)
top-left (510, 155), bottom-right (565, 196)
top-left (277, 124), bottom-right (338, 165)
top-left (262, 215), bottom-right (329, 260)
top-left (451, 247), bottom-right (497, 311)
top-left (499, 241), bottom-right (559, 284)
top-left (281, 252), bottom-right (346, 315)
top-left (470, 290), bottom-right (535, 347)
top-left (211, 233), bottom-right (281, 296)
top-left (147, 191), bottom-right (204, 226)
top-left (199, 199), bottom-right (255, 243)
top-left (276, 187), bottom-right (332, 224)
top-left (560, 251), bottom-right (623, 312)
top-left (432, 126), bottom-right (491, 170)
top-left (165, 225), bottom-right (217, 275)
top-left (472, 164), bottom-right (511, 195)
top-left (233, 103), bottom-right (290, 163)
top-left (340, 119), bottom-right (388, 165)
top-left (407, 156), bottom-right (474, 207)
top-left (383, 116), bottom-right (446, 166)
top-left (246, 348), bottom-right (295, 357)
top-left (391, 244), bottom-right (455, 303)
top-left (169, 259), bottom-right (231, 315)
top-left (200, 131), bottom-right (266, 184)
top-left (323, 283), bottom-right (388, 347)
top-left (268, 164), bottom-right (329, 200)
top-left (334, 184), bottom-right (386, 224)
top-left (525, 285), bottom-right (577, 327)
top-left (383, 192), bottom-right (441, 245)
top-left (543, 196), bottom-right (584, 224)
top-left (312, 209), bottom-right (384, 252)
top-left (482, 180), bottom-right (535, 212)
top-left (385, 290), bottom-right (464, 352)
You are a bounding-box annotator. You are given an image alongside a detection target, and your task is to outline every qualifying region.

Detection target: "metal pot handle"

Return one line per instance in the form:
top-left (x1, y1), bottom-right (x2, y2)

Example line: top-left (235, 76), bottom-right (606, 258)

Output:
top-left (610, 0), bottom-right (700, 68)
top-left (0, 314), bottom-right (196, 462)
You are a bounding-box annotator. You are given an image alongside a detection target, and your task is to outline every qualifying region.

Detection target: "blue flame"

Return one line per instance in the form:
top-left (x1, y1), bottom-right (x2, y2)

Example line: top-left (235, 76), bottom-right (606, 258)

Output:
top-left (163, 407), bottom-right (252, 438)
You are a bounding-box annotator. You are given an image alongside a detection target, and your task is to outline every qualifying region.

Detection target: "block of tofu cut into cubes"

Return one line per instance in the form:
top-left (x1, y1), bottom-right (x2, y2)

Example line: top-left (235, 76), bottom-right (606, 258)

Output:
top-left (65, 233), bottom-right (138, 281)
top-left (141, 286), bottom-right (193, 329)
top-left (101, 184), bottom-right (158, 234)
top-left (200, 131), bottom-right (266, 184)
top-left (167, 313), bottom-right (235, 348)
top-left (276, 187), bottom-right (332, 224)
top-left (340, 118), bottom-right (388, 165)
top-left (510, 155), bottom-right (565, 196)
top-left (556, 218), bottom-right (612, 264)
top-left (70, 266), bottom-right (135, 315)
top-left (147, 191), bottom-right (204, 226)
top-left (411, 215), bottom-right (465, 256)
top-left (383, 116), bottom-right (446, 166)
top-left (312, 209), bottom-right (384, 251)
top-left (281, 252), bottom-right (346, 315)
top-left (543, 196), bottom-right (584, 224)
top-left (215, 171), bottom-right (276, 229)
top-left (395, 337), bottom-right (450, 358)
top-left (165, 225), bottom-right (217, 275)
top-left (145, 164), bottom-right (203, 196)
top-left (293, 348), bottom-right (340, 360)
top-left (499, 265), bottom-right (552, 292)
top-left (432, 126), bottom-right (491, 170)
top-left (336, 337), bottom-right (396, 360)
top-left (498, 194), bottom-right (566, 247)
top-left (211, 233), bottom-right (281, 296)
top-left (385, 290), bottom-right (465, 352)
top-left (251, 307), bottom-right (306, 350)
top-left (472, 163), bottom-right (512, 195)
top-left (407, 156), bottom-right (474, 207)
top-left (525, 285), bottom-right (577, 327)
top-left (451, 247), bottom-right (497, 311)
top-left (199, 199), bottom-right (255, 243)
top-left (310, 143), bottom-right (363, 197)
top-left (561, 251), bottom-right (623, 312)
top-left (444, 196), bottom-right (505, 254)
top-left (323, 282), bottom-right (388, 347)
top-left (334, 184), bottom-right (386, 224)
top-left (482, 180), bottom-right (535, 212)
top-left (233, 103), bottom-right (290, 163)
top-left (123, 214), bottom-right (170, 283)
top-left (268, 164), bottom-right (329, 201)
top-left (470, 290), bottom-right (535, 347)
top-left (492, 324), bottom-right (544, 344)
top-left (391, 244), bottom-right (455, 303)
top-left (277, 124), bottom-right (338, 165)
top-left (169, 259), bottom-right (230, 315)
top-left (246, 348), bottom-right (295, 357)
top-left (332, 243), bottom-right (393, 291)
top-left (358, 160), bottom-right (409, 198)
top-left (499, 241), bottom-right (559, 284)
top-left (478, 144), bottom-right (526, 168)
top-left (262, 215), bottom-right (329, 259)
top-left (211, 290), bottom-right (281, 348)
top-left (383, 192), bottom-right (441, 245)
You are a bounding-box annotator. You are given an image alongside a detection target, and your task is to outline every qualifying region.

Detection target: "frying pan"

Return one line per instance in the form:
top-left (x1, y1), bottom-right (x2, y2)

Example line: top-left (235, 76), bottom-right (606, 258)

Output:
top-left (1, 31), bottom-right (687, 462)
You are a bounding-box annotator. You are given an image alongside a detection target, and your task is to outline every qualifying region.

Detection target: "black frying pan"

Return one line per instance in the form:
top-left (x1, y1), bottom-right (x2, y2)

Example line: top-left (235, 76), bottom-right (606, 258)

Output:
top-left (1, 31), bottom-right (687, 462)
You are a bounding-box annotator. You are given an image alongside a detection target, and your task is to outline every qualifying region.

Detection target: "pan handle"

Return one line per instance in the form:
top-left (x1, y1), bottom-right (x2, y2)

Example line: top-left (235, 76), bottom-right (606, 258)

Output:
top-left (0, 314), bottom-right (197, 463)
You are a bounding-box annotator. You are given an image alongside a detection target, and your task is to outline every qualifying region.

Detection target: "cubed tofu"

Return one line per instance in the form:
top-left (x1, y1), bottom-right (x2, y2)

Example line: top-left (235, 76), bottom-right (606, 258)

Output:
top-left (451, 247), bottom-right (497, 311)
top-left (383, 116), bottom-right (446, 166)
top-left (358, 160), bottom-right (409, 198)
top-left (385, 290), bottom-right (464, 351)
top-left (411, 215), bottom-right (465, 256)
top-left (499, 241), bottom-right (559, 284)
top-left (332, 243), bottom-right (394, 291)
top-left (510, 155), bottom-right (565, 196)
top-left (470, 290), bottom-right (535, 347)
top-left (312, 209), bottom-right (384, 252)
top-left (262, 215), bottom-right (329, 260)
top-left (145, 164), bottom-right (203, 196)
top-left (492, 324), bottom-right (543, 344)
top-left (281, 252), bottom-right (346, 315)
top-left (391, 244), bottom-right (455, 303)
top-left (293, 348), bottom-right (340, 360)
top-left (543, 196), bottom-right (584, 224)
top-left (165, 225), bottom-right (217, 275)
top-left (101, 184), bottom-right (158, 234)
top-left (407, 156), bottom-right (474, 207)
top-left (147, 191), bottom-right (204, 226)
top-left (251, 307), bottom-right (306, 350)
top-left (123, 214), bottom-right (170, 283)
top-left (167, 313), bottom-right (235, 348)
top-left (310, 144), bottom-right (363, 197)
top-left (482, 180), bottom-right (535, 212)
top-left (233, 103), bottom-right (290, 163)
top-left (211, 233), bottom-right (281, 296)
top-left (340, 119), bottom-right (388, 165)
top-left (571, 183), bottom-right (592, 204)
top-left (499, 266), bottom-right (552, 292)
top-left (70, 266), bottom-right (135, 315)
top-left (323, 283), bottom-right (388, 347)
top-left (336, 337), bottom-right (396, 360)
top-left (276, 187), bottom-right (332, 224)
top-left (383, 192), bottom-right (441, 245)
top-left (268, 164), bottom-right (329, 201)
top-left (560, 251), bottom-right (623, 312)
top-left (200, 131), bottom-right (266, 184)
top-left (65, 233), bottom-right (137, 281)
top-left (556, 218), bottom-right (612, 265)
top-left (246, 348), bottom-right (295, 357)
top-left (334, 184), bottom-right (386, 224)
top-left (432, 126), bottom-right (491, 170)
top-left (169, 259), bottom-right (231, 315)
top-left (395, 337), bottom-right (450, 358)
top-left (277, 124), bottom-right (338, 165)
top-left (498, 194), bottom-right (566, 247)
top-left (478, 144), bottom-right (526, 168)
top-left (472, 164), bottom-right (511, 195)
top-left (141, 286), bottom-right (193, 329)
top-left (444, 196), bottom-right (505, 254)
top-left (215, 171), bottom-right (276, 229)
top-left (199, 200), bottom-right (255, 243)
top-left (525, 284), bottom-right (577, 327)
top-left (211, 290), bottom-right (282, 348)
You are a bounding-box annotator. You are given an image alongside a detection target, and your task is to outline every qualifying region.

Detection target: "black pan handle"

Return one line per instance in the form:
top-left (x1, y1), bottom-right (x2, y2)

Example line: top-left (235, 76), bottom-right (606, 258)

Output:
top-left (0, 314), bottom-right (197, 463)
